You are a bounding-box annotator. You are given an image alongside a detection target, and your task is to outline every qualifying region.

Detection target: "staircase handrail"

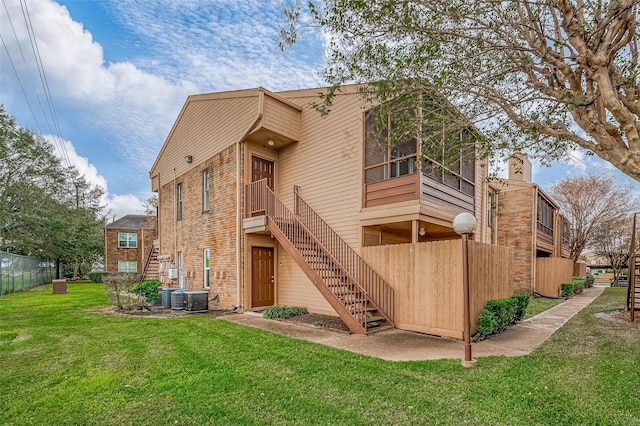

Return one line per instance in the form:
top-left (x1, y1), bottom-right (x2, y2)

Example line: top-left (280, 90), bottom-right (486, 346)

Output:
top-left (141, 241), bottom-right (156, 280)
top-left (253, 180), bottom-right (367, 296)
top-left (294, 193), bottom-right (395, 323)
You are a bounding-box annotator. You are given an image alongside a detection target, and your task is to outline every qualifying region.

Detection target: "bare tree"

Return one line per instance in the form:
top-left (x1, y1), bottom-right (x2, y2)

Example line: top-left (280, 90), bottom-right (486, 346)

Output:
top-left (591, 216), bottom-right (636, 286)
top-left (281, 0), bottom-right (640, 181)
top-left (548, 173), bottom-right (638, 263)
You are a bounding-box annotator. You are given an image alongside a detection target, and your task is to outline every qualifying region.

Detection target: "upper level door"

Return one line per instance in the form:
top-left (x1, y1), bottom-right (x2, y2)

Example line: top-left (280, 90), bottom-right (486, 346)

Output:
top-left (251, 156), bottom-right (274, 189)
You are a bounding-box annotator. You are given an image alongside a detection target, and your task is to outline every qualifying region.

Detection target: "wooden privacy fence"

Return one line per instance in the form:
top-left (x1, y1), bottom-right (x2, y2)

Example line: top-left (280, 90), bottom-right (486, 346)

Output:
top-left (536, 257), bottom-right (574, 297)
top-left (361, 240), bottom-right (515, 339)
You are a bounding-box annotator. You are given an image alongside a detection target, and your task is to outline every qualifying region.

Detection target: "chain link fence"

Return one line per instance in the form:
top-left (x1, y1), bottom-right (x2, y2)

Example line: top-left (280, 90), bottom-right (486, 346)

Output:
top-left (0, 251), bottom-right (55, 296)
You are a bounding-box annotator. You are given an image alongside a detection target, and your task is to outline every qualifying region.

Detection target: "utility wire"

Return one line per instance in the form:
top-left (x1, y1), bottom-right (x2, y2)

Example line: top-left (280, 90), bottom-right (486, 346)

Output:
top-left (19, 0), bottom-right (72, 168)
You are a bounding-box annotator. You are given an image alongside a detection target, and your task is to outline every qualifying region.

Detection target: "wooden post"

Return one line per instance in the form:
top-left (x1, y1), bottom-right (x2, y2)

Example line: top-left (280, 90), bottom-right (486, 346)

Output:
top-left (630, 214), bottom-right (637, 322)
top-left (461, 234), bottom-right (476, 368)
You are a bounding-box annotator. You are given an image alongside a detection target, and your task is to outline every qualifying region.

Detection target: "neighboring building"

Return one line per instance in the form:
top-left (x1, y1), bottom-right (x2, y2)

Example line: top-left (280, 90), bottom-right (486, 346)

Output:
top-left (104, 215), bottom-right (157, 278)
top-left (490, 153), bottom-right (573, 295)
top-left (149, 85), bottom-right (510, 335)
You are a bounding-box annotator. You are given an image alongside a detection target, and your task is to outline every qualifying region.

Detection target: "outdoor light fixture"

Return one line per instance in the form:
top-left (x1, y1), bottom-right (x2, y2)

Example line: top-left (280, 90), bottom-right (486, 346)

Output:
top-left (184, 155), bottom-right (193, 163)
top-left (267, 139), bottom-right (275, 146)
top-left (419, 227), bottom-right (426, 236)
top-left (453, 212), bottom-right (477, 368)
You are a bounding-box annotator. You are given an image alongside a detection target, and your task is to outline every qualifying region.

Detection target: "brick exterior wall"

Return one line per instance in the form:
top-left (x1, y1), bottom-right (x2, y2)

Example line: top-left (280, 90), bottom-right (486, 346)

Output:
top-left (157, 144), bottom-right (238, 309)
top-left (496, 186), bottom-right (536, 291)
top-left (104, 228), bottom-right (155, 274)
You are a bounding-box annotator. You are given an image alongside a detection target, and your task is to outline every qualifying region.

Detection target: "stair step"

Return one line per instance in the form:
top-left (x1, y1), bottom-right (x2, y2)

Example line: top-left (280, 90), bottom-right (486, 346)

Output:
top-left (366, 325), bottom-right (394, 334)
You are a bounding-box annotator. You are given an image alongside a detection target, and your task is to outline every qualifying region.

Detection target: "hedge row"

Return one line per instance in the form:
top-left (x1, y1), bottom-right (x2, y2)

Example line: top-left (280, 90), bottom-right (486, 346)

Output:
top-left (561, 276), bottom-right (593, 298)
top-left (476, 293), bottom-right (530, 341)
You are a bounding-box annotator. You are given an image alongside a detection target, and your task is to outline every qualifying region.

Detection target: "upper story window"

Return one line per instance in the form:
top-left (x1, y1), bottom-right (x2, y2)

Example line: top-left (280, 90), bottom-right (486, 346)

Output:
top-left (364, 111), bottom-right (418, 184)
top-left (203, 169), bottom-right (210, 212)
top-left (364, 94), bottom-right (476, 197)
top-left (177, 182), bottom-right (183, 220)
top-left (422, 129), bottom-right (475, 197)
top-left (118, 232), bottom-right (137, 248)
top-left (537, 195), bottom-right (554, 236)
top-left (562, 219), bottom-right (570, 244)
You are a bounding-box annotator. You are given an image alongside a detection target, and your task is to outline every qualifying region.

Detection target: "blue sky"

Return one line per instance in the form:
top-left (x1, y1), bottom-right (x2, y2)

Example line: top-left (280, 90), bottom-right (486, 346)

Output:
top-left (1, 0), bottom-right (638, 218)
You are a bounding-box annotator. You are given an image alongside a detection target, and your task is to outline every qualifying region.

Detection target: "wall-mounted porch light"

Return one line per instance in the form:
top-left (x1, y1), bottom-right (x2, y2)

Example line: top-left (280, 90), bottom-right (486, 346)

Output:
top-left (419, 227), bottom-right (426, 236)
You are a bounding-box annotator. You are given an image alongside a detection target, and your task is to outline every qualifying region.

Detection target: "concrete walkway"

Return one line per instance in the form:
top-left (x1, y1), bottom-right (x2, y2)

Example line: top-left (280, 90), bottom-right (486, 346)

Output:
top-left (220, 285), bottom-right (605, 362)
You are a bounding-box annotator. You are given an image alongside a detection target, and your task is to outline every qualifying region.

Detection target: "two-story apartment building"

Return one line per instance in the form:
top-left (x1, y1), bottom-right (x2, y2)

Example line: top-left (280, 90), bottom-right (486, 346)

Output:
top-left (149, 85), bottom-right (517, 336)
top-left (104, 215), bottom-right (157, 276)
top-left (490, 153), bottom-right (573, 296)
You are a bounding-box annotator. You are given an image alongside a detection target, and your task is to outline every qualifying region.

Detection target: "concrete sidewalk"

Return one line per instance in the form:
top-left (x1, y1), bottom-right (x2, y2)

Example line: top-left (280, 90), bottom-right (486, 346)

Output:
top-left (220, 285), bottom-right (605, 362)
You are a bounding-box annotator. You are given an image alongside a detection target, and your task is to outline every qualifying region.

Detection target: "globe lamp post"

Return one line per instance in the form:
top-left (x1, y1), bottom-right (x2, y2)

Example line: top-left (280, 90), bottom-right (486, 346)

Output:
top-left (453, 212), bottom-right (477, 368)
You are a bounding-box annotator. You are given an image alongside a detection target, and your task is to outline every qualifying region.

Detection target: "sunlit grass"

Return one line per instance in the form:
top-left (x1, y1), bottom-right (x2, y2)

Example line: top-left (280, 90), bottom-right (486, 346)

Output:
top-left (1, 284), bottom-right (638, 425)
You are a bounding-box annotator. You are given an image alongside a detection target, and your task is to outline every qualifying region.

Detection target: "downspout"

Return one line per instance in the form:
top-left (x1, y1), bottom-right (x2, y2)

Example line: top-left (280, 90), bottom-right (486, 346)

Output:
top-left (235, 88), bottom-right (265, 310)
top-left (173, 167), bottom-right (177, 272)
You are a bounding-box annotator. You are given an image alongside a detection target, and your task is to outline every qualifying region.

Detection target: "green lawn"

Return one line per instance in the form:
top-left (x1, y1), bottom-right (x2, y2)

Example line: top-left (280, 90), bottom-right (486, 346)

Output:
top-left (523, 295), bottom-right (566, 319)
top-left (1, 284), bottom-right (639, 425)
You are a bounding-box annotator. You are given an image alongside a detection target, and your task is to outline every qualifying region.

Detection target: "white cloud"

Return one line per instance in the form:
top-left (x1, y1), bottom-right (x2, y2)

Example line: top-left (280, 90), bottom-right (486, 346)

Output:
top-left (44, 134), bottom-right (146, 220)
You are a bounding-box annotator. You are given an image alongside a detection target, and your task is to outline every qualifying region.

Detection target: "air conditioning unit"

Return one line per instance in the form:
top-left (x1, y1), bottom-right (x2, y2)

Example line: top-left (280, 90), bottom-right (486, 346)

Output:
top-left (167, 268), bottom-right (177, 279)
top-left (161, 287), bottom-right (178, 309)
top-left (170, 290), bottom-right (185, 310)
top-left (183, 291), bottom-right (209, 313)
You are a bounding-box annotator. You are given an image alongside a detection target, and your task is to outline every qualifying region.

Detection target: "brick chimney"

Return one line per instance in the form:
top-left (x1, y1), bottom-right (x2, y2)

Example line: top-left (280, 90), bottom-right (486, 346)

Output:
top-left (508, 150), bottom-right (532, 182)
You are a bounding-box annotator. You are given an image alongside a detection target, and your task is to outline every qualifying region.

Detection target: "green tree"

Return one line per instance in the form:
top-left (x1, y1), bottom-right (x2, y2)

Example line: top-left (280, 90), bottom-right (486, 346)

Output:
top-left (281, 0), bottom-right (640, 181)
top-left (0, 106), bottom-right (106, 277)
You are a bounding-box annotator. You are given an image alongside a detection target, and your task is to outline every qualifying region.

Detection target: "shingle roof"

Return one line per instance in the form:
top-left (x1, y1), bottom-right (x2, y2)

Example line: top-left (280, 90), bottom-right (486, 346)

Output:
top-left (104, 215), bottom-right (156, 230)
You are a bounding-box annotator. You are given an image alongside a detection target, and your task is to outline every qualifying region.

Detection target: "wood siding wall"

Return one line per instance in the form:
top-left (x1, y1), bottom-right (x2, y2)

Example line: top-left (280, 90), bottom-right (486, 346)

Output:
top-left (260, 94), bottom-right (300, 141)
top-left (272, 90), bottom-right (367, 314)
top-left (535, 257), bottom-right (574, 297)
top-left (151, 93), bottom-right (260, 190)
top-left (361, 240), bottom-right (516, 338)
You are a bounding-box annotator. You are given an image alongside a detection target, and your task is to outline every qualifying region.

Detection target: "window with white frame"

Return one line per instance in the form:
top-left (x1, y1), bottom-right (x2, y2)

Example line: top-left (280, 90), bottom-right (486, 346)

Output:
top-left (204, 248), bottom-right (210, 288)
top-left (177, 183), bottom-right (183, 220)
top-left (118, 232), bottom-right (137, 248)
top-left (118, 261), bottom-right (137, 273)
top-left (203, 170), bottom-right (210, 211)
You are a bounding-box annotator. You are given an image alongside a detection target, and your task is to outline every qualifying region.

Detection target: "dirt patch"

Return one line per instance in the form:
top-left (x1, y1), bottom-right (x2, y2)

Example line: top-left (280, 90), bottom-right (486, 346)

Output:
top-left (91, 305), bottom-right (228, 319)
top-left (595, 309), bottom-right (640, 324)
top-left (280, 313), bottom-right (351, 333)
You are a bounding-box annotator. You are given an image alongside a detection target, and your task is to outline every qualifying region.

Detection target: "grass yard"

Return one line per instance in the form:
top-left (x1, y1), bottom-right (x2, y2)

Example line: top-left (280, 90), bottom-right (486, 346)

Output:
top-left (523, 296), bottom-right (566, 319)
top-left (1, 284), bottom-right (639, 425)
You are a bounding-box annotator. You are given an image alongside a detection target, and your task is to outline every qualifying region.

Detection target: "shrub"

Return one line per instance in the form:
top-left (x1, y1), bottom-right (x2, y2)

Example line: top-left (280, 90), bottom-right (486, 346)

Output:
top-left (88, 272), bottom-right (108, 283)
top-left (512, 293), bottom-right (530, 322)
top-left (486, 298), bottom-right (517, 332)
top-left (585, 274), bottom-right (595, 288)
top-left (573, 281), bottom-right (584, 295)
top-left (103, 273), bottom-right (140, 310)
top-left (561, 283), bottom-right (574, 298)
top-left (476, 311), bottom-right (498, 340)
top-left (263, 306), bottom-right (308, 319)
top-left (130, 279), bottom-right (161, 303)
top-left (475, 293), bottom-right (529, 341)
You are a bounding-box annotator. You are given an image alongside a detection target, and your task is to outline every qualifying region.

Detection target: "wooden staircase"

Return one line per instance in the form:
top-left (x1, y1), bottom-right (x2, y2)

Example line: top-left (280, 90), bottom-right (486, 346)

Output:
top-left (628, 253), bottom-right (639, 311)
top-left (247, 179), bottom-right (394, 334)
top-left (142, 240), bottom-right (160, 281)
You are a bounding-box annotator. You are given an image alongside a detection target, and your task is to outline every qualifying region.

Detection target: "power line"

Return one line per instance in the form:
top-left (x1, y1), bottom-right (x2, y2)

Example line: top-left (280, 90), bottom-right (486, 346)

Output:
top-left (19, 0), bottom-right (72, 168)
top-left (1, 0), bottom-right (72, 169)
